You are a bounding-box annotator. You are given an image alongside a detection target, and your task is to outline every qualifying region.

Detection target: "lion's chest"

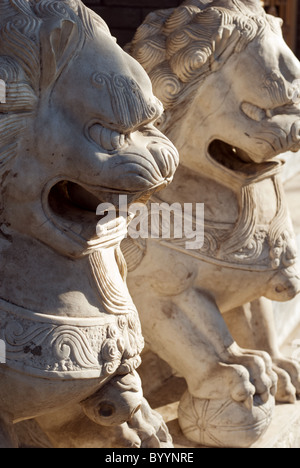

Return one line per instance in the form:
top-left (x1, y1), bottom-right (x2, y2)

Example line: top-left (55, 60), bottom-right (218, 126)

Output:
top-left (154, 175), bottom-right (297, 273)
top-left (206, 175), bottom-right (297, 271)
top-left (253, 179), bottom-right (278, 225)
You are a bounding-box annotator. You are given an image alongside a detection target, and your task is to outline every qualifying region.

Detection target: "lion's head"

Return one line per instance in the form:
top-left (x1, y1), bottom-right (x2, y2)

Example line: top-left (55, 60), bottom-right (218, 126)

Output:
top-left (0, 0), bottom-right (178, 258)
top-left (129, 0), bottom-right (300, 178)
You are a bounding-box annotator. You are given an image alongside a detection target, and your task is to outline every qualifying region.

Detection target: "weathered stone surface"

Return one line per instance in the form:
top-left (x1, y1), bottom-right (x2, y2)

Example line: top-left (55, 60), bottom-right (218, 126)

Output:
top-left (141, 347), bottom-right (300, 449)
top-left (275, 163), bottom-right (300, 345)
top-left (127, 0), bottom-right (300, 447)
top-left (0, 0), bottom-right (178, 448)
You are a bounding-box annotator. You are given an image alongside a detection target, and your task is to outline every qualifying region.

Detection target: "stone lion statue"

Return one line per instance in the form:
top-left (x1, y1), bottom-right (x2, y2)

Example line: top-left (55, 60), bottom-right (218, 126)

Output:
top-left (0, 0), bottom-right (179, 448)
top-left (126, 0), bottom-right (300, 447)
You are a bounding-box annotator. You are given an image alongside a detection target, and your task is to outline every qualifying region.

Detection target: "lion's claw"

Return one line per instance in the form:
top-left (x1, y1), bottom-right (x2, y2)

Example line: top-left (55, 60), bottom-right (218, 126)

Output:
top-left (128, 398), bottom-right (173, 448)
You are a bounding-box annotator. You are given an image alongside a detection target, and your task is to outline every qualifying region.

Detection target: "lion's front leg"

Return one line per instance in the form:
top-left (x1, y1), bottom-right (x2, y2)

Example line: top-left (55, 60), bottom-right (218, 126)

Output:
top-left (145, 289), bottom-right (277, 447)
top-left (224, 297), bottom-right (300, 403)
top-left (150, 289), bottom-right (277, 403)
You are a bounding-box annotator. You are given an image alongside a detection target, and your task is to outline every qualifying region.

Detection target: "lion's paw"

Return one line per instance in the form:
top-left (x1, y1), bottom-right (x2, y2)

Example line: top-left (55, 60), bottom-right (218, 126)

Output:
top-left (127, 398), bottom-right (173, 448)
top-left (81, 372), bottom-right (172, 448)
top-left (193, 345), bottom-right (277, 407)
top-left (272, 355), bottom-right (300, 403)
top-left (225, 347), bottom-right (278, 405)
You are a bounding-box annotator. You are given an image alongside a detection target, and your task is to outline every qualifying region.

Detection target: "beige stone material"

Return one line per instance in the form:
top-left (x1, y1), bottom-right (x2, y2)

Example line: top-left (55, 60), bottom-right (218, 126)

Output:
top-left (0, 0), bottom-right (178, 448)
top-left (127, 0), bottom-right (300, 448)
top-left (275, 153), bottom-right (300, 344)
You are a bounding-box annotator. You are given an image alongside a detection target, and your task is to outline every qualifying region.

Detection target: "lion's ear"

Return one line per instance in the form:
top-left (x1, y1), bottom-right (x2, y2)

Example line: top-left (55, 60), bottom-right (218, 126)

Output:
top-left (40, 18), bottom-right (79, 89)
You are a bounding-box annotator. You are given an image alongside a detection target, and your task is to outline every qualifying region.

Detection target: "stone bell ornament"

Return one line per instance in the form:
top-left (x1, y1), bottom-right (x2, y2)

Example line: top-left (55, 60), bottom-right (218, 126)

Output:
top-left (127, 0), bottom-right (300, 448)
top-left (0, 0), bottom-right (178, 448)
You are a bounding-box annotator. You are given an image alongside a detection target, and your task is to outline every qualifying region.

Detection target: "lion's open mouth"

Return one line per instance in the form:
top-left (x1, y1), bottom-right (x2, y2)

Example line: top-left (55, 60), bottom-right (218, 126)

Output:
top-left (208, 140), bottom-right (278, 175)
top-left (47, 181), bottom-right (105, 246)
top-left (50, 181), bottom-right (101, 214)
top-left (45, 180), bottom-right (167, 251)
top-left (47, 180), bottom-right (145, 251)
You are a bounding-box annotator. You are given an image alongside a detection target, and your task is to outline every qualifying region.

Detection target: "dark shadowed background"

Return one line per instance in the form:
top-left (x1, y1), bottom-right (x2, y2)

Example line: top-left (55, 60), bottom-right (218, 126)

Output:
top-left (82, 0), bottom-right (300, 58)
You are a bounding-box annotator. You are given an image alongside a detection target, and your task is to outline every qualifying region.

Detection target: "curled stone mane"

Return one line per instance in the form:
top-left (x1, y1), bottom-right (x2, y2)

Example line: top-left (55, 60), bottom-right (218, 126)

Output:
top-left (0, 0), bottom-right (111, 177)
top-left (129, 0), bottom-right (283, 110)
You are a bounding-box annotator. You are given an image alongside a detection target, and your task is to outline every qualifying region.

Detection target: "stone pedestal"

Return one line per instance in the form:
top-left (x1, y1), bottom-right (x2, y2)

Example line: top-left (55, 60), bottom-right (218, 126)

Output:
top-left (252, 401), bottom-right (300, 448)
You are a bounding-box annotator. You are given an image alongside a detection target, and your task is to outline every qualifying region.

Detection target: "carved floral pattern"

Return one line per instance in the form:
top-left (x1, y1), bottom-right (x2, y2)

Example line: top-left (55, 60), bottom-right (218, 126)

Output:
top-left (0, 300), bottom-right (143, 379)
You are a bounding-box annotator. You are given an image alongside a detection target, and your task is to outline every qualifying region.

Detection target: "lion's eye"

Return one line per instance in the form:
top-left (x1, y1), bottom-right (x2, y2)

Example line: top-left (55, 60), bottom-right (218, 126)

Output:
top-left (89, 124), bottom-right (125, 151)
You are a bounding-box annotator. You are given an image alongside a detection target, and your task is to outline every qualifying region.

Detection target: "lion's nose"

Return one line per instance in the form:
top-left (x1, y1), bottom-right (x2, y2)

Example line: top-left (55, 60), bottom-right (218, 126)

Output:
top-left (147, 141), bottom-right (179, 182)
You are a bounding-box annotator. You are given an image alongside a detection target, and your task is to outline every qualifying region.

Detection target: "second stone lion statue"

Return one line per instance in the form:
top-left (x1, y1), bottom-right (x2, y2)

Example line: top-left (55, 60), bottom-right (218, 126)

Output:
top-left (126, 0), bottom-right (300, 447)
